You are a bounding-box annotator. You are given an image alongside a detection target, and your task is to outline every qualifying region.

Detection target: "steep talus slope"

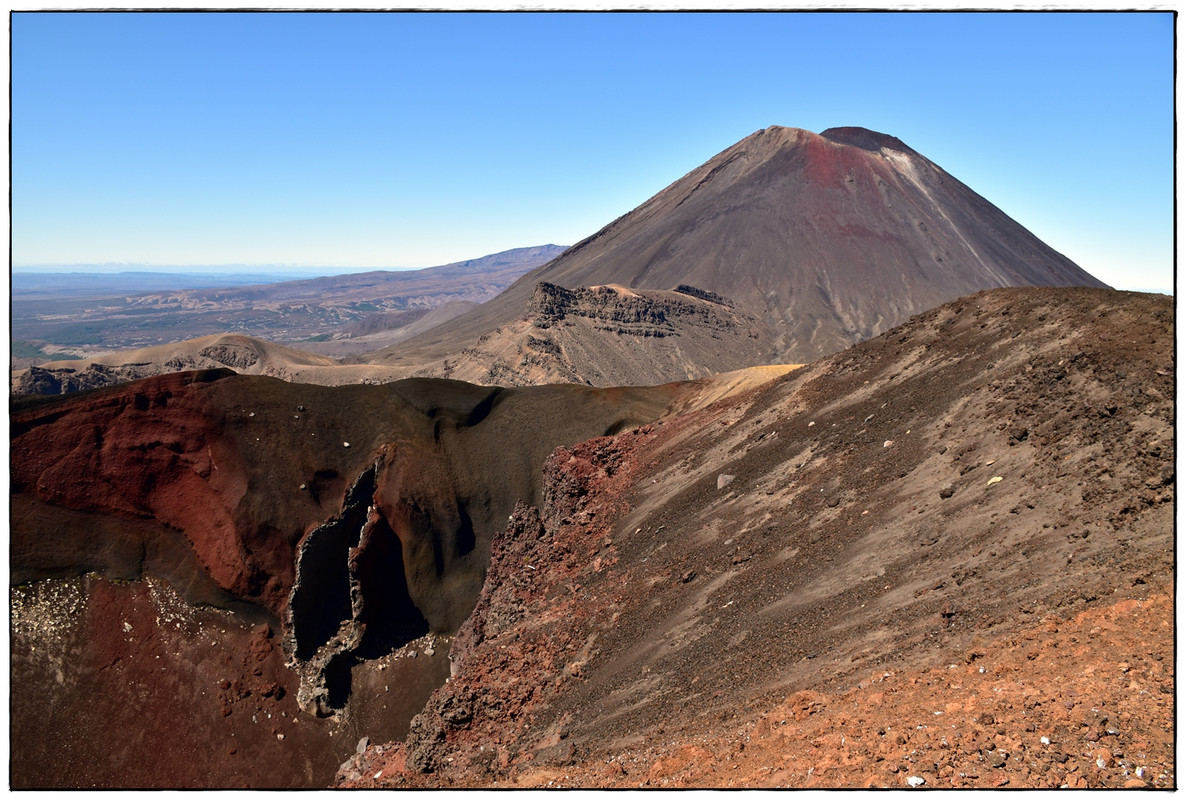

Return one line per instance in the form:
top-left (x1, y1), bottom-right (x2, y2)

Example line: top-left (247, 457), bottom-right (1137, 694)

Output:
top-left (10, 369), bottom-right (686, 786)
top-left (339, 287), bottom-right (1173, 789)
top-left (365, 126), bottom-right (1107, 381)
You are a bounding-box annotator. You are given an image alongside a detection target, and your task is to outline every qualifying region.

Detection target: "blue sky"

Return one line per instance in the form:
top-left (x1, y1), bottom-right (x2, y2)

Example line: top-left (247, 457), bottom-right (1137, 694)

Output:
top-left (11, 10), bottom-right (1174, 292)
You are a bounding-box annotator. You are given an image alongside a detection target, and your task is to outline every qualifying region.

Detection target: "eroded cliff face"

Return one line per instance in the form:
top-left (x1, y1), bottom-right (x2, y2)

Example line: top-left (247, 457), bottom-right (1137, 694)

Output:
top-left (405, 282), bottom-right (773, 388)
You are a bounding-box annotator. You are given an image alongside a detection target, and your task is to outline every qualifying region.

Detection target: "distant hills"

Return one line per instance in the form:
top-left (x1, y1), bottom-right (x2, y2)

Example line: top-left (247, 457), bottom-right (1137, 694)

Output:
top-left (15, 126), bottom-right (1110, 393)
top-left (11, 245), bottom-right (566, 356)
top-left (12, 270), bottom-right (321, 296)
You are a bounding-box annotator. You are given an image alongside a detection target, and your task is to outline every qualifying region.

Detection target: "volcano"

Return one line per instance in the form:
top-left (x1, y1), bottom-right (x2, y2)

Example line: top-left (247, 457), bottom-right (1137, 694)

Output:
top-left (365, 126), bottom-right (1107, 385)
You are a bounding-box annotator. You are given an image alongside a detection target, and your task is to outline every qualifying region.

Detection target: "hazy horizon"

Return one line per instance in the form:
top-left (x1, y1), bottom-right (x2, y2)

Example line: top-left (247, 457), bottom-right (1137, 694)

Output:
top-left (13, 11), bottom-right (1174, 294)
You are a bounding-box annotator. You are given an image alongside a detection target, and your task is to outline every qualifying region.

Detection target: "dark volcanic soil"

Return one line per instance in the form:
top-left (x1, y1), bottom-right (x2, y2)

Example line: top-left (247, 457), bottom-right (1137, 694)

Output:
top-left (336, 287), bottom-right (1174, 789)
top-left (11, 572), bottom-right (460, 789)
top-left (12, 576), bottom-right (334, 788)
top-left (9, 286), bottom-right (1173, 789)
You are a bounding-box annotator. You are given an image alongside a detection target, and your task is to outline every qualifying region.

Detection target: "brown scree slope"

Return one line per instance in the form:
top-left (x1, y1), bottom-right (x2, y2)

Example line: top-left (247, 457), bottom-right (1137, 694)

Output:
top-left (338, 286), bottom-right (1172, 789)
top-left (9, 286), bottom-right (1172, 787)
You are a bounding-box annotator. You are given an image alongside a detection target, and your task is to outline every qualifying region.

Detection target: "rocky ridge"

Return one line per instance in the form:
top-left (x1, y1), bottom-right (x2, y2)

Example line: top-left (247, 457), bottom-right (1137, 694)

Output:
top-left (401, 282), bottom-right (772, 387)
top-left (335, 286), bottom-right (1173, 789)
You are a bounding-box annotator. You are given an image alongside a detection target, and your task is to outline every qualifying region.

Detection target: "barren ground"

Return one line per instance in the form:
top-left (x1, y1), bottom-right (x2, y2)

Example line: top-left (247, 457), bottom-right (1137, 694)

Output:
top-left (9, 287), bottom-right (1174, 789)
top-left (338, 287), bottom-right (1175, 789)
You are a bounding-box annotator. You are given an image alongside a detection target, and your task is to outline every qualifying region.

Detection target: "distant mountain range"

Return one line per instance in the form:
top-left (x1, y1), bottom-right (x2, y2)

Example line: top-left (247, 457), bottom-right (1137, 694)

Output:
top-left (12, 271), bottom-right (328, 295)
top-left (11, 245), bottom-right (566, 356)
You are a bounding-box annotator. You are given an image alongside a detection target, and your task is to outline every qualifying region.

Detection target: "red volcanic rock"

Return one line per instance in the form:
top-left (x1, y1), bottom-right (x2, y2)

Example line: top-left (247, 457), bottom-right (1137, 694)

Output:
top-left (10, 370), bottom-right (278, 609)
top-left (12, 371), bottom-right (677, 619)
top-left (11, 367), bottom-right (682, 786)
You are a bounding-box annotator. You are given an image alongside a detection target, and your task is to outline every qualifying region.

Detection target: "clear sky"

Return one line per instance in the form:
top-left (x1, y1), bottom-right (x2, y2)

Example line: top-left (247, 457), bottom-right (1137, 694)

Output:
top-left (10, 10), bottom-right (1174, 292)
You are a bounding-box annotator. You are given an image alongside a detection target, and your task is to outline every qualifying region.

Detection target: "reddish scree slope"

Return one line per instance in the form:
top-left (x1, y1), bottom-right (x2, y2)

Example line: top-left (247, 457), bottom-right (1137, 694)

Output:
top-left (338, 287), bottom-right (1173, 789)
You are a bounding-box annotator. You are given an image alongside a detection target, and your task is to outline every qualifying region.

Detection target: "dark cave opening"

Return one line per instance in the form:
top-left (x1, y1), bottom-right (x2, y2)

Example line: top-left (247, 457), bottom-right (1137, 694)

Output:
top-left (289, 466), bottom-right (377, 661)
top-left (353, 513), bottom-right (430, 660)
top-left (324, 652), bottom-right (356, 710)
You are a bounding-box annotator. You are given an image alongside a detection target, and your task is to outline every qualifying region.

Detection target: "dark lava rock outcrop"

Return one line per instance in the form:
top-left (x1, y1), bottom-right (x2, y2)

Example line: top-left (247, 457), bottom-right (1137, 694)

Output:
top-left (364, 126), bottom-right (1108, 384)
top-left (405, 282), bottom-right (771, 387)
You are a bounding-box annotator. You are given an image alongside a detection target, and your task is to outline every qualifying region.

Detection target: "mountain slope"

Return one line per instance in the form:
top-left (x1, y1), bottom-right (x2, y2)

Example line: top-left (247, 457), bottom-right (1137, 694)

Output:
top-left (342, 286), bottom-right (1172, 789)
top-left (365, 126), bottom-right (1106, 381)
top-left (9, 286), bottom-right (1172, 788)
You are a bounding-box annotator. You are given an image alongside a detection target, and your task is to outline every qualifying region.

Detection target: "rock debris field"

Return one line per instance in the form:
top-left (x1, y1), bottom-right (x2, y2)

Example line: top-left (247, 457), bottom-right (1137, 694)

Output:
top-left (10, 286), bottom-right (1175, 788)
